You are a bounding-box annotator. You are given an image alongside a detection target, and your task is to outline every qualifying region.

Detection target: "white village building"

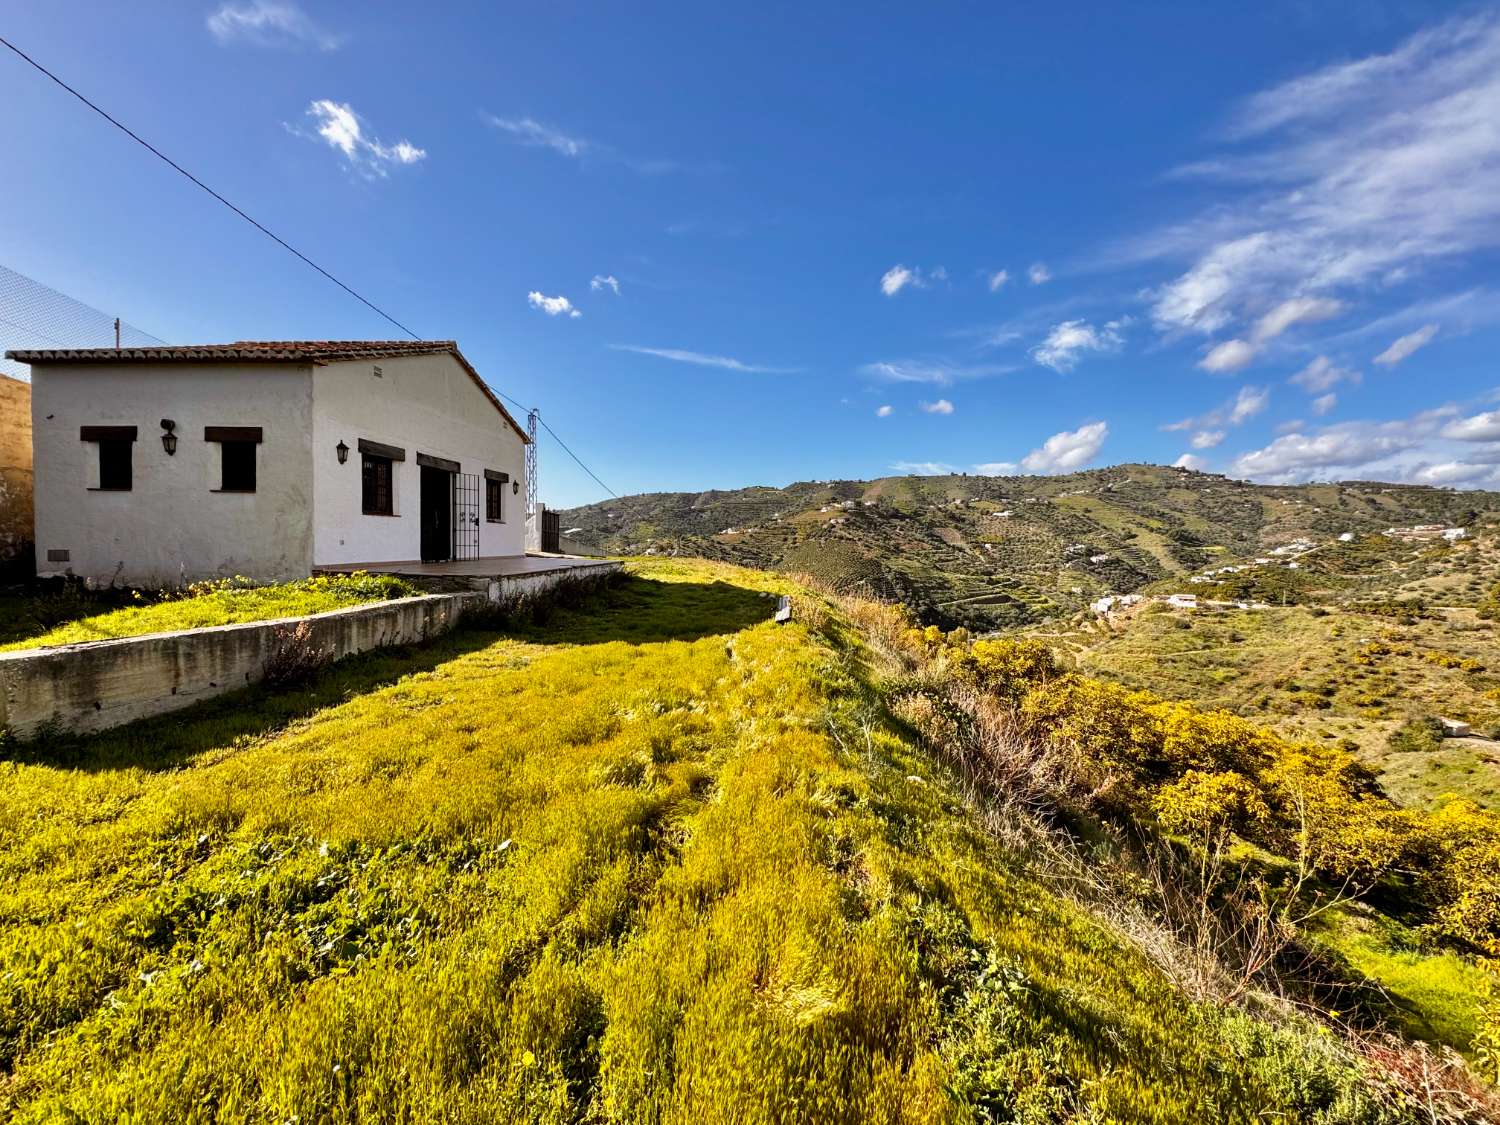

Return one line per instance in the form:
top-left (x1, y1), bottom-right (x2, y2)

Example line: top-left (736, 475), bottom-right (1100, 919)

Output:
top-left (8, 341), bottom-right (531, 586)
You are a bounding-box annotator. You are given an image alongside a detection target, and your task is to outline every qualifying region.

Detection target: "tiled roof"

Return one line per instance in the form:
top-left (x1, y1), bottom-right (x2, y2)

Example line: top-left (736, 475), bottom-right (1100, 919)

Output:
top-left (3, 340), bottom-right (530, 442)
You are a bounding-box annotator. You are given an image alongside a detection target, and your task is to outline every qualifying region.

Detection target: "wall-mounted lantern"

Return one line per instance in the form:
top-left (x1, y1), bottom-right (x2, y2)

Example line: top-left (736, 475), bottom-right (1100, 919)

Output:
top-left (512, 479), bottom-right (521, 495)
top-left (160, 419), bottom-right (177, 456)
top-left (336, 440), bottom-right (349, 465)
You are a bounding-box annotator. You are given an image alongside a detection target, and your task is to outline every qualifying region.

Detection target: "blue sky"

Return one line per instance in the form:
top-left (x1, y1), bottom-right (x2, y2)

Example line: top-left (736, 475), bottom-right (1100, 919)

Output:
top-left (5, 3), bottom-right (1500, 507)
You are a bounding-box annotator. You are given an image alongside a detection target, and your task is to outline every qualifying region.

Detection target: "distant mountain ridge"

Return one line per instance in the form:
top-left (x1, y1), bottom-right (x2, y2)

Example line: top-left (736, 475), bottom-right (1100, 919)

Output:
top-left (558, 464), bottom-right (1500, 629)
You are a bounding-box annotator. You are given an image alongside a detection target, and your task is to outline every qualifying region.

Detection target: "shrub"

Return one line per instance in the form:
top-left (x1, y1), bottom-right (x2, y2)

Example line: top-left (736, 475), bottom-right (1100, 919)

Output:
top-left (262, 619), bottom-right (332, 689)
top-left (1388, 716), bottom-right (1444, 755)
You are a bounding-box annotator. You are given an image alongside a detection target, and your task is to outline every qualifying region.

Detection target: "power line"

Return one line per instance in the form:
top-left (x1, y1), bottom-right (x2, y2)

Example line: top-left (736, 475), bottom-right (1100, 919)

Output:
top-left (0, 34), bottom-right (418, 340)
top-left (541, 417), bottom-right (619, 500)
top-left (492, 385), bottom-right (619, 500)
top-left (1, 35), bottom-right (621, 502)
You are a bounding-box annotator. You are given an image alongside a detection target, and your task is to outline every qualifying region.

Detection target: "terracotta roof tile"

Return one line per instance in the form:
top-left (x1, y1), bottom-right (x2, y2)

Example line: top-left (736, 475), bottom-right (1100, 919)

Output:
top-left (3, 339), bottom-right (530, 442)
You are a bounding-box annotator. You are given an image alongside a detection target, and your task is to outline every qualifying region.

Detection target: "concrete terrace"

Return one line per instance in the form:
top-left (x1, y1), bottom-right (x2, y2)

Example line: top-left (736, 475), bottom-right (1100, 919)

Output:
top-left (314, 554), bottom-right (615, 580)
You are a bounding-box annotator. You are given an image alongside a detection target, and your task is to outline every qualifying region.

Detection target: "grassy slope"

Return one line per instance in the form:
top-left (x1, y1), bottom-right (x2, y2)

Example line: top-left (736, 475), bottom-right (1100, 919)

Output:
top-left (0, 560), bottom-right (1387, 1123)
top-left (1034, 604), bottom-right (1500, 810)
top-left (0, 574), bottom-right (418, 652)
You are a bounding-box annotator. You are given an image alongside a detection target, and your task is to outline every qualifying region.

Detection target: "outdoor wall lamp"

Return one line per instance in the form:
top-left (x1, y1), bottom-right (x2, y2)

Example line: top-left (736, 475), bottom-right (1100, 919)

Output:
top-left (513, 480), bottom-right (520, 495)
top-left (336, 440), bottom-right (349, 465)
top-left (160, 419), bottom-right (177, 456)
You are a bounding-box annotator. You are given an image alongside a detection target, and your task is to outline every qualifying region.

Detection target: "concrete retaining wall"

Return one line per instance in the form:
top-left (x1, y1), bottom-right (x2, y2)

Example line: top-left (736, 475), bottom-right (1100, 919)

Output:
top-left (0, 592), bottom-right (480, 739)
top-left (0, 559), bottom-right (624, 739)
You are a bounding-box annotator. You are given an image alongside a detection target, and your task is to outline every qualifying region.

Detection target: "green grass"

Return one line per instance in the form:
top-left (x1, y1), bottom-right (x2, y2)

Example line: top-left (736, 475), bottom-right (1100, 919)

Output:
top-left (0, 560), bottom-right (1404, 1121)
top-left (0, 573), bottom-right (421, 652)
top-left (1314, 907), bottom-right (1486, 1057)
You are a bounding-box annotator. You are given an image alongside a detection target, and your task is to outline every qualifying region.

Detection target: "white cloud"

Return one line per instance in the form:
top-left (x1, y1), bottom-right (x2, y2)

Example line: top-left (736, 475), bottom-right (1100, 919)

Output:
top-left (1144, 17), bottom-right (1500, 345)
top-left (1443, 410), bottom-right (1500, 441)
top-left (891, 461), bottom-right (958, 476)
top-left (610, 344), bottom-right (798, 373)
top-left (973, 461), bottom-right (1019, 475)
top-left (1289, 355), bottom-right (1361, 393)
top-left (1198, 338), bottom-right (1256, 373)
top-left (1168, 384), bottom-right (1269, 434)
top-left (207, 1), bottom-right (341, 49)
top-left (485, 115), bottom-right (590, 158)
top-left (1021, 421), bottom-right (1109, 474)
top-left (920, 399), bottom-right (955, 415)
top-left (860, 359), bottom-right (1016, 386)
top-left (1253, 296), bottom-right (1344, 343)
top-left (1410, 460), bottom-right (1499, 485)
top-left (1230, 406), bottom-right (1459, 482)
top-left (1190, 430), bottom-right (1225, 449)
top-left (876, 404), bottom-right (893, 418)
top-left (1373, 323), bottom-right (1439, 365)
top-left (302, 101), bottom-right (425, 175)
top-left (1174, 453), bottom-right (1209, 470)
top-left (1312, 393), bottom-right (1338, 416)
top-left (1027, 262), bottom-right (1051, 285)
top-left (987, 269), bottom-right (1011, 292)
top-left (880, 265), bottom-right (915, 296)
top-left (528, 291), bottom-right (581, 319)
top-left (1229, 384), bottom-right (1270, 424)
top-left (879, 264), bottom-right (947, 296)
top-left (590, 274), bottom-right (620, 294)
top-left (1031, 318), bottom-right (1126, 372)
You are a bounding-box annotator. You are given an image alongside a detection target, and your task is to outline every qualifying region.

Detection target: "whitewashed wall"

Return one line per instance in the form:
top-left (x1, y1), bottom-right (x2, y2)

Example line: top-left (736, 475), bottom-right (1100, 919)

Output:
top-left (310, 353), bottom-right (527, 565)
top-left (30, 363), bottom-right (315, 586)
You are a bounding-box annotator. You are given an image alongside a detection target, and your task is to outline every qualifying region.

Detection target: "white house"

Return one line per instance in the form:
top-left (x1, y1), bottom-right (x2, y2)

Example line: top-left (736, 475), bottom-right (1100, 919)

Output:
top-left (7, 340), bottom-right (530, 586)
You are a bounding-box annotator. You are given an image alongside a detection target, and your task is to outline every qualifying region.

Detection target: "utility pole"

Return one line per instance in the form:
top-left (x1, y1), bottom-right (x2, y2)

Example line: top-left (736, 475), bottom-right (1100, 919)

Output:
top-left (113, 317), bottom-right (120, 349)
top-left (526, 408), bottom-right (538, 517)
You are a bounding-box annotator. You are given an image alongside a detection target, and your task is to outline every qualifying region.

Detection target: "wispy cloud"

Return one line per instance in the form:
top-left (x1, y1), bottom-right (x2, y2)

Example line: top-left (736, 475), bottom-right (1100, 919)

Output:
top-left (590, 274), bottom-right (620, 295)
top-left (1021, 421), bottom-right (1108, 473)
top-left (483, 114), bottom-right (689, 174)
top-left (1190, 430), bottom-right (1225, 449)
top-left (859, 359), bottom-right (1016, 386)
top-left (1027, 262), bottom-right (1051, 285)
top-left (1198, 338), bottom-right (1256, 373)
top-left (987, 269), bottom-right (1011, 292)
top-left (876, 404), bottom-right (894, 418)
top-left (485, 115), bottom-right (590, 158)
top-left (1374, 323), bottom-right (1439, 366)
top-left (1174, 453), bottom-right (1209, 470)
top-left (879, 264), bottom-right (946, 297)
top-left (1289, 355), bottom-right (1361, 394)
top-left (528, 291), bottom-right (581, 319)
top-left (208, 1), bottom-right (341, 50)
top-left (611, 345), bottom-right (796, 373)
top-left (298, 101), bottom-right (424, 176)
top-left (1164, 385), bottom-right (1269, 434)
top-left (1312, 393), bottom-right (1338, 416)
top-left (1137, 16), bottom-right (1500, 364)
top-left (973, 461), bottom-right (1019, 475)
top-left (920, 399), bottom-right (955, 415)
top-left (1031, 318), bottom-right (1128, 372)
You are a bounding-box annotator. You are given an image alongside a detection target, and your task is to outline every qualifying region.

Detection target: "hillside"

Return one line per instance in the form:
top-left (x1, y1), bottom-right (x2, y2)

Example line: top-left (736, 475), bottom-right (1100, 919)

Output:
top-left (559, 465), bottom-right (1500, 630)
top-left (3, 560), bottom-right (1490, 1121)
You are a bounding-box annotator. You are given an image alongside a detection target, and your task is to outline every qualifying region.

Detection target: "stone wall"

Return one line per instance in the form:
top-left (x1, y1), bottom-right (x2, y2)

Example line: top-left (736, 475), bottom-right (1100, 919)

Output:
top-left (0, 375), bottom-right (32, 573)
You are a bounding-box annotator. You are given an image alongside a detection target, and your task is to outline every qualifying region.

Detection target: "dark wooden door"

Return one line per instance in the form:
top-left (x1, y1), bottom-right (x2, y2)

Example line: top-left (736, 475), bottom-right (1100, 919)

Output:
top-left (420, 466), bottom-right (452, 562)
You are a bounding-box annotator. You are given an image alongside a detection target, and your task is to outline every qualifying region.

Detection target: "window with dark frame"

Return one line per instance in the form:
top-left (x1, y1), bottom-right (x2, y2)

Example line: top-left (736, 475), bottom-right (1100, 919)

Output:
top-left (486, 477), bottom-right (503, 522)
top-left (219, 441), bottom-right (257, 492)
top-left (97, 438), bottom-right (132, 491)
top-left (82, 426), bottom-right (137, 491)
top-left (363, 453), bottom-right (394, 515)
top-left (205, 426), bottom-right (263, 493)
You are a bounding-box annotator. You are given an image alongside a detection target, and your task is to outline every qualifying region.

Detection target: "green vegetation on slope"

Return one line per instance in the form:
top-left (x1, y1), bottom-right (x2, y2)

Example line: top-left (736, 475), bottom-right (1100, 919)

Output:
top-left (1031, 601), bottom-right (1500, 810)
top-left (557, 465), bottom-right (1500, 630)
top-left (0, 560), bottom-right (1415, 1122)
top-left (0, 572), bottom-right (420, 652)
